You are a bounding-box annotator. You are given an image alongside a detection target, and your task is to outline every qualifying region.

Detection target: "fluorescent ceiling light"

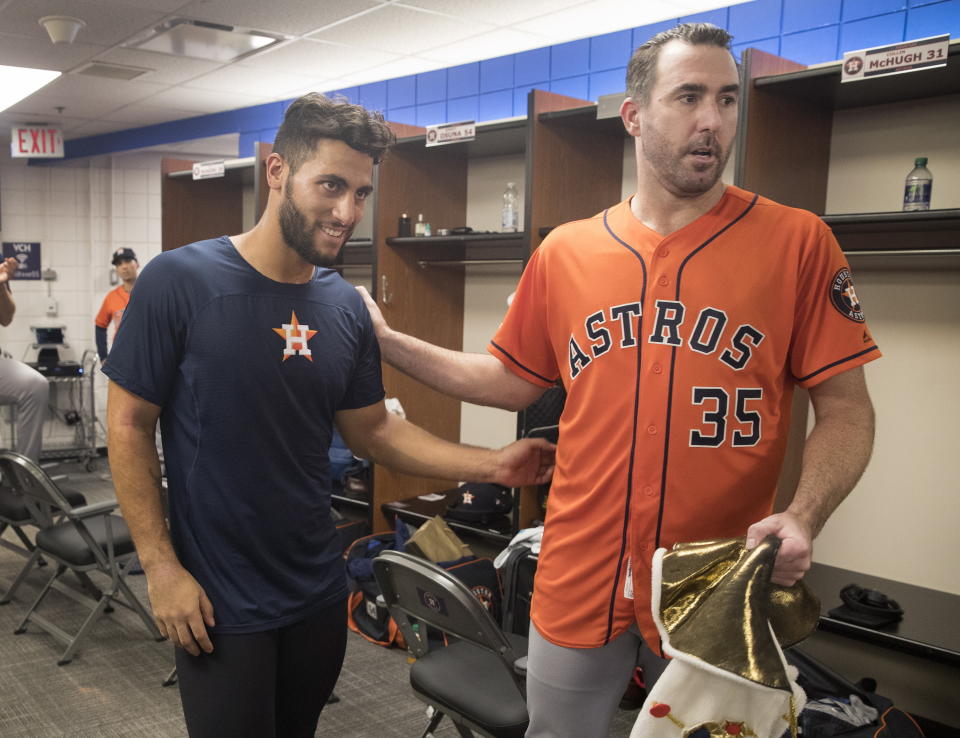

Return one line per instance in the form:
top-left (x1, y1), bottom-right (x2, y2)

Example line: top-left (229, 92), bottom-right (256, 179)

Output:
top-left (127, 19), bottom-right (284, 63)
top-left (0, 65), bottom-right (61, 113)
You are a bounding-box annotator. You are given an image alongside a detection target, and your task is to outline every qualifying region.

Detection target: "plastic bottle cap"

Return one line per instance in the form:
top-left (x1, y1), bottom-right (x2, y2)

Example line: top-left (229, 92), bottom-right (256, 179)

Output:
top-left (401, 213), bottom-right (408, 218)
top-left (915, 157), bottom-right (927, 166)
top-left (417, 213), bottom-right (424, 221)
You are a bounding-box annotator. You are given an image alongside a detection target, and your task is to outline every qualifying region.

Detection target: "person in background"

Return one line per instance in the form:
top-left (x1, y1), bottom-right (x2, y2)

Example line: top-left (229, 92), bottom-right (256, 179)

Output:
top-left (0, 257), bottom-right (48, 463)
top-left (94, 247), bottom-right (138, 363)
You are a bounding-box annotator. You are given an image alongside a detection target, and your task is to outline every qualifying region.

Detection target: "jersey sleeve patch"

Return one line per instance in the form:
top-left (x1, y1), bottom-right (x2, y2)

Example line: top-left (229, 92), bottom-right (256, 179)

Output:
top-left (829, 267), bottom-right (865, 323)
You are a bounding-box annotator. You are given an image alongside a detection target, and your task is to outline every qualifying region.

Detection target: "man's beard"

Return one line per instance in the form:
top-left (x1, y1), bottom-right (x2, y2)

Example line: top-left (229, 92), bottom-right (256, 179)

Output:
top-left (278, 184), bottom-right (348, 268)
top-left (642, 124), bottom-right (729, 197)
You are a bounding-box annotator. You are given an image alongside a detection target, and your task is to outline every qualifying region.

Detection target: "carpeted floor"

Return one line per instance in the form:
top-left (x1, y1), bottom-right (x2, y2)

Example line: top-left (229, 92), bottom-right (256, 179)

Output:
top-left (0, 459), bottom-right (641, 737)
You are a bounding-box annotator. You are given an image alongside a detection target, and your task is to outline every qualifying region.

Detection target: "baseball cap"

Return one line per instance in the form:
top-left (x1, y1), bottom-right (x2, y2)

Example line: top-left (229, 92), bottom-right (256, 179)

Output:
top-left (111, 247), bottom-right (137, 265)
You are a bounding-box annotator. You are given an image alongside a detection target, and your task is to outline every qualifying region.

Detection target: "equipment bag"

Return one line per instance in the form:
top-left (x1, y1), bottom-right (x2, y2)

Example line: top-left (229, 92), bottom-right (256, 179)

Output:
top-left (785, 647), bottom-right (925, 738)
top-left (500, 546), bottom-right (538, 636)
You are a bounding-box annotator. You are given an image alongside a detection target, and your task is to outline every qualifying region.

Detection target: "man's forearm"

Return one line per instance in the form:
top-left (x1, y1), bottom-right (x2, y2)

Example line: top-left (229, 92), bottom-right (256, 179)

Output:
top-left (379, 329), bottom-right (539, 411)
top-left (107, 424), bottom-right (178, 571)
top-left (359, 411), bottom-right (499, 482)
top-left (785, 403), bottom-right (875, 538)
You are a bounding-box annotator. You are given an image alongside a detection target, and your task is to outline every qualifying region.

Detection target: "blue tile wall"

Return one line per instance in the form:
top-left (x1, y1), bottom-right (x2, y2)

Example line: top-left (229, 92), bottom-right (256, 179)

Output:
top-left (781, 25), bottom-right (840, 64)
top-left (782, 0), bottom-right (841, 33)
top-left (589, 30), bottom-right (632, 72)
top-left (906, 0), bottom-right (960, 36)
top-left (416, 69), bottom-right (447, 104)
top-left (447, 62), bottom-right (480, 97)
top-left (514, 48), bottom-right (550, 85)
top-left (843, 0), bottom-right (907, 22)
top-left (841, 13), bottom-right (907, 51)
top-left (729, 0), bottom-right (782, 43)
top-left (61, 0), bottom-right (960, 159)
top-left (550, 39), bottom-right (590, 80)
top-left (480, 56), bottom-right (514, 93)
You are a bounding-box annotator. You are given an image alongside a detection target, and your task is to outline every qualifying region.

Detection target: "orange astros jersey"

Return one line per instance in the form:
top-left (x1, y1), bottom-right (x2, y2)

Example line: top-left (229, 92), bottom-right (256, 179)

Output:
top-left (488, 186), bottom-right (880, 652)
top-left (95, 285), bottom-right (131, 331)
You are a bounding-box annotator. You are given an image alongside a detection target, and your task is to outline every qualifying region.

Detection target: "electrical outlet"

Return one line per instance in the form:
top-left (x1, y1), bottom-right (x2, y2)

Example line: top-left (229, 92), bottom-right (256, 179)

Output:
top-left (45, 298), bottom-right (58, 316)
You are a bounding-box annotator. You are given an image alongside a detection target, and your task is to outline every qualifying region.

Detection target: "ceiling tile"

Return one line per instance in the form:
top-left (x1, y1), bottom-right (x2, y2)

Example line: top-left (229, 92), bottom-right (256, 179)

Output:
top-left (419, 28), bottom-right (555, 65)
top-left (327, 57), bottom-right (444, 88)
top-left (239, 39), bottom-right (401, 77)
top-left (395, 0), bottom-right (590, 27)
top-left (95, 48), bottom-right (224, 85)
top-left (140, 86), bottom-right (266, 114)
top-left (174, 0), bottom-right (388, 37)
top-left (0, 34), bottom-right (108, 72)
top-left (0, 0), bottom-right (167, 46)
top-left (182, 65), bottom-right (318, 98)
top-left (102, 104), bottom-right (205, 126)
top-left (308, 4), bottom-right (495, 55)
top-left (9, 75), bottom-right (170, 119)
top-left (512, 0), bottom-right (687, 41)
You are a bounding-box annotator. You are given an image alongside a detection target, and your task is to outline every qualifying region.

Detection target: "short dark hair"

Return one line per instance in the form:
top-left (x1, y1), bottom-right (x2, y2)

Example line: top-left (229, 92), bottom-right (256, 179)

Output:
top-left (273, 93), bottom-right (395, 172)
top-left (626, 23), bottom-right (734, 103)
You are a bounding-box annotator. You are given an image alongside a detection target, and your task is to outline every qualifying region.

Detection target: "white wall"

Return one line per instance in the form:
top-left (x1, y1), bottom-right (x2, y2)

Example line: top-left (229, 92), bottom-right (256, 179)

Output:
top-left (814, 94), bottom-right (960, 595)
top-left (0, 150), bottom-right (163, 453)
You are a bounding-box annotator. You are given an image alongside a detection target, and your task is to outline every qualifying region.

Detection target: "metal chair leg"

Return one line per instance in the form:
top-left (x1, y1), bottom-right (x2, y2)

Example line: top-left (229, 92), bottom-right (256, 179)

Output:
top-left (162, 666), bottom-right (178, 687)
top-left (14, 563), bottom-right (65, 634)
top-left (0, 548), bottom-right (42, 604)
top-left (57, 592), bottom-right (112, 665)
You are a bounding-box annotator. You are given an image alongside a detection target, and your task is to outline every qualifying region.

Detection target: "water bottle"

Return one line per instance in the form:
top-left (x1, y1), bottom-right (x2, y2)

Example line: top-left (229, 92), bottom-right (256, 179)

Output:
top-left (903, 157), bottom-right (932, 211)
top-left (501, 182), bottom-right (519, 232)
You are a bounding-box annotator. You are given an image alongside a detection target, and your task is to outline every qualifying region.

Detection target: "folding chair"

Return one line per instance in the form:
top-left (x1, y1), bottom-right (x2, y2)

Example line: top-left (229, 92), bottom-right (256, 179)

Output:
top-left (0, 467), bottom-right (87, 573)
top-left (0, 451), bottom-right (162, 665)
top-left (373, 550), bottom-right (528, 738)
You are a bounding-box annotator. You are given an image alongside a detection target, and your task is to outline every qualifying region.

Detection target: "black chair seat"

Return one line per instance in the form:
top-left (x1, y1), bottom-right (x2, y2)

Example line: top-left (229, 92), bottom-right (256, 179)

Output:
top-left (411, 633), bottom-right (528, 738)
top-left (36, 515), bottom-right (135, 567)
top-left (0, 487), bottom-right (87, 522)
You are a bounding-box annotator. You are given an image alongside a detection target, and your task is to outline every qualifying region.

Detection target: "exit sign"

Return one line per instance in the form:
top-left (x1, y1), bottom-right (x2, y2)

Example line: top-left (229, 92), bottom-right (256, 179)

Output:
top-left (10, 126), bottom-right (64, 158)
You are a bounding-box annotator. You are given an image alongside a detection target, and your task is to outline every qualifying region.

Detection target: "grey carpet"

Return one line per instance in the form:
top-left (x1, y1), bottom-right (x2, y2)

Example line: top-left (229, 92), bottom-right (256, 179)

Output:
top-left (0, 460), bottom-right (640, 737)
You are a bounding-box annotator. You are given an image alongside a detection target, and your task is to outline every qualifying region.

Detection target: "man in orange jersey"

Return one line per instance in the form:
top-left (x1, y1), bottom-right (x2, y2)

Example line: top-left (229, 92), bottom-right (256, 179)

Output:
top-left (95, 247), bottom-right (138, 363)
top-left (359, 23), bottom-right (878, 738)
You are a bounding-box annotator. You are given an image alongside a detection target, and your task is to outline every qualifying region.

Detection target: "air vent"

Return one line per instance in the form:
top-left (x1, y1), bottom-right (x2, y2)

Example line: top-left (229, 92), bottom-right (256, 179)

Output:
top-left (75, 62), bottom-right (151, 81)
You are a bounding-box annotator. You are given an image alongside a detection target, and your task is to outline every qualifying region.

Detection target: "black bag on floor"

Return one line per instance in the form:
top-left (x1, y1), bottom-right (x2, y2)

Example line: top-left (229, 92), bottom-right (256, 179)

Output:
top-left (785, 648), bottom-right (925, 737)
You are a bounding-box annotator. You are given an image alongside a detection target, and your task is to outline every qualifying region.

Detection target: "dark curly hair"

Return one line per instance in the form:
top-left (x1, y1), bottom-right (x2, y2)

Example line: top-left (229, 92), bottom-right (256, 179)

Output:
top-left (273, 93), bottom-right (395, 171)
top-left (626, 23), bottom-right (735, 104)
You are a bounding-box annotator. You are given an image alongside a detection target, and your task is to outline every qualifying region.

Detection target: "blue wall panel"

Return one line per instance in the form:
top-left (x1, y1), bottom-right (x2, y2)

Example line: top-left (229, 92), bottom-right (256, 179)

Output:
top-left (59, 0), bottom-right (959, 159)
top-left (480, 55), bottom-right (514, 93)
top-left (843, 0), bottom-right (907, 22)
top-left (447, 95), bottom-right (479, 123)
top-left (589, 30), bottom-right (632, 71)
top-left (780, 25), bottom-right (840, 63)
top-left (514, 48), bottom-right (550, 85)
top-left (679, 8), bottom-right (729, 27)
top-left (478, 90), bottom-right (513, 121)
top-left (550, 39), bottom-right (590, 80)
top-left (906, 0), bottom-right (960, 36)
top-left (840, 13), bottom-right (907, 52)
top-left (416, 69), bottom-right (447, 104)
top-left (729, 0), bottom-right (782, 43)
top-left (447, 62), bottom-right (480, 97)
top-left (387, 76), bottom-right (416, 109)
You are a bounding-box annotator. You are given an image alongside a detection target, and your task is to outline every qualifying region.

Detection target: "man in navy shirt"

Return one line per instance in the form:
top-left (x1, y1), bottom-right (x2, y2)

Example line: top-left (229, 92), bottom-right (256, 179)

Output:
top-left (105, 93), bottom-right (555, 738)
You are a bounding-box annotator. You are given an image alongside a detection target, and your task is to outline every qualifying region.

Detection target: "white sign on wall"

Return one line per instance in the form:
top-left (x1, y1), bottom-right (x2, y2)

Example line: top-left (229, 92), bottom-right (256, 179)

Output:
top-left (10, 126), bottom-right (64, 158)
top-left (841, 34), bottom-right (949, 83)
top-left (192, 160), bottom-right (226, 180)
top-left (425, 120), bottom-right (476, 147)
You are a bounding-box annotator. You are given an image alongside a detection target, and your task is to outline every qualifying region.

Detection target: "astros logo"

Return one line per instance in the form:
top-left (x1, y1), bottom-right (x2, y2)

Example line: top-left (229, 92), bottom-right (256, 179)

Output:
top-left (829, 268), bottom-right (865, 323)
top-left (273, 311), bottom-right (317, 361)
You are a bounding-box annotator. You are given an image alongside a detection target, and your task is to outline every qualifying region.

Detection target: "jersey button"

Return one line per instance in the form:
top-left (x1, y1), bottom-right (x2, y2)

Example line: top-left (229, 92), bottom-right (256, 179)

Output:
top-left (643, 485), bottom-right (655, 497)
top-left (657, 247), bottom-right (669, 258)
top-left (657, 276), bottom-right (669, 286)
top-left (652, 363), bottom-right (662, 374)
top-left (646, 425), bottom-right (657, 435)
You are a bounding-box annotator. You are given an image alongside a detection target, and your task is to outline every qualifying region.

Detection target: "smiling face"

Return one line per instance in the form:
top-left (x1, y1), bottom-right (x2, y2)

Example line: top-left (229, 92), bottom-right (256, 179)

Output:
top-left (637, 40), bottom-right (740, 198)
top-left (278, 138), bottom-right (374, 268)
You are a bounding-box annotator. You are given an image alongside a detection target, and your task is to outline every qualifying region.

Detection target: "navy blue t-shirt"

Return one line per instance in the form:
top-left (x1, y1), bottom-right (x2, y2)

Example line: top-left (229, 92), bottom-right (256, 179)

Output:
top-left (104, 237), bottom-right (384, 633)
